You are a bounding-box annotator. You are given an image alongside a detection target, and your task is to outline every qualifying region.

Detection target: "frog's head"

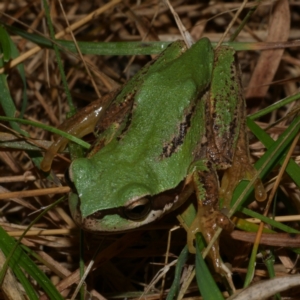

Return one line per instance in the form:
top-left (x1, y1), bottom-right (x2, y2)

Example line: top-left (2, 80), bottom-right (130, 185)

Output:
top-left (67, 157), bottom-right (180, 232)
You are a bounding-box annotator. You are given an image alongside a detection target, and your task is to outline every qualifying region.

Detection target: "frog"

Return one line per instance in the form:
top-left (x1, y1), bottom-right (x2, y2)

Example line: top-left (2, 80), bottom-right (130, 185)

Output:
top-left (40, 37), bottom-right (266, 279)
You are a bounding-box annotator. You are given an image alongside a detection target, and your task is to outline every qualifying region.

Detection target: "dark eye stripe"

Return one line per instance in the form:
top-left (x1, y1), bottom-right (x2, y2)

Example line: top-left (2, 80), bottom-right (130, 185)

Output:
top-left (161, 103), bottom-right (196, 158)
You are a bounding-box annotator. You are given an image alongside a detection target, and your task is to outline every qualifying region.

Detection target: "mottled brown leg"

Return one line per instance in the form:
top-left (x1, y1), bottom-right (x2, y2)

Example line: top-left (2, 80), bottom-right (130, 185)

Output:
top-left (219, 122), bottom-right (266, 210)
top-left (188, 162), bottom-right (234, 287)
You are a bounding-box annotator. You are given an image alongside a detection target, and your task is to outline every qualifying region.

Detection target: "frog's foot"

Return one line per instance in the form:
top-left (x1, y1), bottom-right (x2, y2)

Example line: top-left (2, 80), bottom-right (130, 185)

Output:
top-left (219, 141), bottom-right (267, 209)
top-left (187, 205), bottom-right (235, 291)
top-left (188, 163), bottom-right (235, 289)
top-left (189, 163), bottom-right (234, 253)
top-left (187, 211), bottom-right (234, 251)
top-left (188, 205), bottom-right (234, 253)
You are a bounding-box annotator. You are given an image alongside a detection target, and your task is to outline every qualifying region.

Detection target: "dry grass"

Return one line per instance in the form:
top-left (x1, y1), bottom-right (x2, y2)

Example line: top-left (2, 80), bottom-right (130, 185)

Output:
top-left (0, 0), bottom-right (299, 299)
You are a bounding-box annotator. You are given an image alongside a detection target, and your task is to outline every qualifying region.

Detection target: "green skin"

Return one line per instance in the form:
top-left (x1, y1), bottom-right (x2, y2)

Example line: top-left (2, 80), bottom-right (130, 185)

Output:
top-left (67, 38), bottom-right (242, 232)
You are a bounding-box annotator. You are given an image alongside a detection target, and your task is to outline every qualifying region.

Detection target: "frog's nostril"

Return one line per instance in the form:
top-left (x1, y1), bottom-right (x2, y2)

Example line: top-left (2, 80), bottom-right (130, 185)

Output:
top-left (123, 197), bottom-right (152, 221)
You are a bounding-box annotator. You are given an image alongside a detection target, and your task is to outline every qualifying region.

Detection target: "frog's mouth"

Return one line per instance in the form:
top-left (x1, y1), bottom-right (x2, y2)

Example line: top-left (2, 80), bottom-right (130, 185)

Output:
top-left (70, 191), bottom-right (183, 232)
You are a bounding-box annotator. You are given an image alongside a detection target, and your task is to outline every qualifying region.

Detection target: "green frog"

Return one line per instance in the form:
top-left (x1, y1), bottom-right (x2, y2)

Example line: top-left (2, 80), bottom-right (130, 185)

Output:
top-left (41, 38), bottom-right (266, 278)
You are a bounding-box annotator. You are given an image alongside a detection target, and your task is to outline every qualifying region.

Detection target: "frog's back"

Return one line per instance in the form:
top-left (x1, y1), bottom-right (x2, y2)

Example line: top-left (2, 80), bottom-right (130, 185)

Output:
top-left (114, 39), bottom-right (212, 153)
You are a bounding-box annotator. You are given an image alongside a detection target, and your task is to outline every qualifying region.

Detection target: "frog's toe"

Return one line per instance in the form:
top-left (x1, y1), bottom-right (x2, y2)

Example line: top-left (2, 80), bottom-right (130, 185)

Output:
top-left (254, 178), bottom-right (267, 201)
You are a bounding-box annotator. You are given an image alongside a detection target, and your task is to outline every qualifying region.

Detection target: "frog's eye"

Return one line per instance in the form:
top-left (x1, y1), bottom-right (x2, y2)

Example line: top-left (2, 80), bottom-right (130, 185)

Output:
top-left (123, 197), bottom-right (152, 221)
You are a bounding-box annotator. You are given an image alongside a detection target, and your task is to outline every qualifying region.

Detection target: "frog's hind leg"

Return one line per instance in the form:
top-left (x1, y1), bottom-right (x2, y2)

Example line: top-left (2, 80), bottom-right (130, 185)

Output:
top-left (188, 162), bottom-right (234, 288)
top-left (205, 47), bottom-right (266, 209)
top-left (219, 116), bottom-right (266, 210)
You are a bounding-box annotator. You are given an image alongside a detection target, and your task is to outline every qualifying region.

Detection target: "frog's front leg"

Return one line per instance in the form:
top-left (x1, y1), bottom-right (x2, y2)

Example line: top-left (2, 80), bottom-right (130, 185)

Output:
top-left (40, 89), bottom-right (129, 172)
top-left (188, 161), bottom-right (234, 281)
top-left (40, 97), bottom-right (109, 172)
